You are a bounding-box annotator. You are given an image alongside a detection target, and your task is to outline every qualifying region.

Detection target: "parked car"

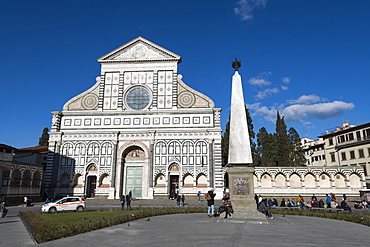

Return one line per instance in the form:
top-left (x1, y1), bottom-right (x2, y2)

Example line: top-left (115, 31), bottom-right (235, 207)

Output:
top-left (41, 197), bottom-right (85, 213)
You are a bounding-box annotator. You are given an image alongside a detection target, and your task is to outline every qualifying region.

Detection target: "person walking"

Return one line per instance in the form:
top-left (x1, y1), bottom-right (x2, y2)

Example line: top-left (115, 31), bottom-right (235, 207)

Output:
top-left (197, 191), bottom-right (201, 202)
top-left (126, 194), bottom-right (132, 210)
top-left (205, 189), bottom-right (216, 218)
top-left (120, 195), bottom-right (126, 209)
top-left (181, 194), bottom-right (185, 206)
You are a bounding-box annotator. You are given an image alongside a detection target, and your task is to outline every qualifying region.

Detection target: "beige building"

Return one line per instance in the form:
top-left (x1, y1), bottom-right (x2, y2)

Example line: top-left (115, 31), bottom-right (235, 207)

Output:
top-left (0, 144), bottom-right (45, 204)
top-left (319, 121), bottom-right (370, 187)
top-left (45, 37), bottom-right (223, 200)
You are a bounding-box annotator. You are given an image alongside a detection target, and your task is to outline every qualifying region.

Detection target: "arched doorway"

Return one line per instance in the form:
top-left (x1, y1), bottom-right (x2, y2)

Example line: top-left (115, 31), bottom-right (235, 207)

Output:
top-left (86, 164), bottom-right (97, 198)
top-left (168, 163), bottom-right (180, 195)
top-left (122, 146), bottom-right (146, 198)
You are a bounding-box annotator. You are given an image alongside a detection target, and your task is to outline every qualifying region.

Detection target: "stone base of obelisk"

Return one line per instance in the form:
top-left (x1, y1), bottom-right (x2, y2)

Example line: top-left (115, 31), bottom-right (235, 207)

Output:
top-left (227, 166), bottom-right (267, 222)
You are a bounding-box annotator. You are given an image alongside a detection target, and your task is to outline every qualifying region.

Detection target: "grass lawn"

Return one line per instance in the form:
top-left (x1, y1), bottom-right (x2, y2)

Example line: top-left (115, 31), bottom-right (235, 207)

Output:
top-left (39, 209), bottom-right (141, 227)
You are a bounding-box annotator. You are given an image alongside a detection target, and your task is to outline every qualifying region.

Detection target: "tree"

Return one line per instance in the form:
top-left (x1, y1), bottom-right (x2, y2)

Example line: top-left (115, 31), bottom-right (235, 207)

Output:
top-left (275, 111), bottom-right (290, 166)
top-left (288, 127), bottom-right (306, 166)
top-left (38, 127), bottom-right (49, 146)
top-left (245, 106), bottom-right (257, 163)
top-left (221, 120), bottom-right (230, 167)
top-left (256, 127), bottom-right (276, 166)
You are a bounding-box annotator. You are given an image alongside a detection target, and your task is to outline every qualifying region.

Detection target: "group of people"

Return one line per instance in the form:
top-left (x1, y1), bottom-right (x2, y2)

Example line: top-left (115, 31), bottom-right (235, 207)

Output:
top-left (254, 193), bottom-right (353, 212)
top-left (120, 190), bottom-right (133, 210)
top-left (204, 189), bottom-right (234, 218)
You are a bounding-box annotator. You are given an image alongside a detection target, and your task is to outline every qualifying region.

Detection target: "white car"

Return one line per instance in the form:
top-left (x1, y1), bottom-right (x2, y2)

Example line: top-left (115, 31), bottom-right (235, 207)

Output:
top-left (42, 197), bottom-right (86, 213)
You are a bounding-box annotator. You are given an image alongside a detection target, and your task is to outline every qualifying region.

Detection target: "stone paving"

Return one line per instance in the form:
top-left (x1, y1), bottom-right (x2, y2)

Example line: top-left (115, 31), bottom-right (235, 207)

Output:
top-left (1, 199), bottom-right (369, 246)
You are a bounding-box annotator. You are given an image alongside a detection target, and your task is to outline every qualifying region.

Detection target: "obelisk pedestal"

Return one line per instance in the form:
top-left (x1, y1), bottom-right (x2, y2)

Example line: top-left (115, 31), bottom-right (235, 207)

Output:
top-left (227, 166), bottom-right (266, 220)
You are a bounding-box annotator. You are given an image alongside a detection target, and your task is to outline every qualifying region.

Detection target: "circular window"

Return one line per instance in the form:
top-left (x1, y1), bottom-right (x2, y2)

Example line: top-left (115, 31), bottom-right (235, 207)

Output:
top-left (125, 87), bottom-right (151, 110)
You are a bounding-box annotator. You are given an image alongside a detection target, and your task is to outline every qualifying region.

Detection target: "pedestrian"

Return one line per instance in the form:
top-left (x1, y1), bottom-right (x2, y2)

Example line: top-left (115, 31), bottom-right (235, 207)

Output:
top-left (126, 194), bottom-right (132, 210)
top-left (205, 189), bottom-right (216, 218)
top-left (181, 194), bottom-right (185, 206)
top-left (176, 194), bottom-right (181, 206)
top-left (197, 191), bottom-right (201, 202)
top-left (0, 197), bottom-right (5, 218)
top-left (272, 198), bottom-right (278, 207)
top-left (24, 196), bottom-right (28, 207)
top-left (340, 199), bottom-right (351, 212)
top-left (258, 198), bottom-right (273, 219)
top-left (218, 197), bottom-right (233, 218)
top-left (170, 189), bottom-right (175, 200)
top-left (325, 194), bottom-right (331, 208)
top-left (129, 190), bottom-right (133, 200)
top-left (280, 198), bottom-right (286, 207)
top-left (120, 195), bottom-right (126, 209)
top-left (318, 199), bottom-right (324, 208)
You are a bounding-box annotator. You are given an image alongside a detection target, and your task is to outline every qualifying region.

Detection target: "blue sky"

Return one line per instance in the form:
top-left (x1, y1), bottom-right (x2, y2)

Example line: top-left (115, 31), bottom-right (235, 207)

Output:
top-left (1, 0), bottom-right (369, 148)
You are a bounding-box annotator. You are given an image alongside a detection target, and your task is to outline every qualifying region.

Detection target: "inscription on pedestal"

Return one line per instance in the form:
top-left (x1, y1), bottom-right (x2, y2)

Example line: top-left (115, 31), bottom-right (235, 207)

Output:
top-left (234, 178), bottom-right (249, 195)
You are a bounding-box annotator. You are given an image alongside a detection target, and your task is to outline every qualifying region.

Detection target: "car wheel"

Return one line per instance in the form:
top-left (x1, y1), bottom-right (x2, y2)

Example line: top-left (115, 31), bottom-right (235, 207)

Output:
top-left (49, 207), bottom-right (57, 213)
top-left (77, 206), bottom-right (84, 212)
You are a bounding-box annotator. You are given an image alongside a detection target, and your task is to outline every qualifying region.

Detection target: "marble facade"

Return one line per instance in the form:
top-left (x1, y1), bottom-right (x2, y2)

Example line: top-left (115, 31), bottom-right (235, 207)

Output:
top-left (44, 37), bottom-right (223, 199)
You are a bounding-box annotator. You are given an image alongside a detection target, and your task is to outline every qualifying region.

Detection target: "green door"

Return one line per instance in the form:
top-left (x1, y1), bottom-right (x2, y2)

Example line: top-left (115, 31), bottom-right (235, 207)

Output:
top-left (126, 167), bottom-right (143, 198)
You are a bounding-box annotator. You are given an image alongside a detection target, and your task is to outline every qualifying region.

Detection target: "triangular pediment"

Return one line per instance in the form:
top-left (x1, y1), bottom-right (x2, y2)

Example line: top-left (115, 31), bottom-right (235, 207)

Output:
top-left (97, 36), bottom-right (181, 63)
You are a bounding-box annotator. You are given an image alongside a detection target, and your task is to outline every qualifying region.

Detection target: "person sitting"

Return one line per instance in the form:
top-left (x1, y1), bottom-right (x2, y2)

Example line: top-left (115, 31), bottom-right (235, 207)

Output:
top-left (218, 197), bottom-right (233, 218)
top-left (258, 198), bottom-right (273, 219)
top-left (311, 198), bottom-right (318, 207)
top-left (340, 200), bottom-right (351, 213)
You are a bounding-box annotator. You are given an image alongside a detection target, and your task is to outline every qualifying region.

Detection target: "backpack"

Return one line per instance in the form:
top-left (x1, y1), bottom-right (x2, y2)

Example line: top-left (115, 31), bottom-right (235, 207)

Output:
top-left (205, 193), bottom-right (212, 200)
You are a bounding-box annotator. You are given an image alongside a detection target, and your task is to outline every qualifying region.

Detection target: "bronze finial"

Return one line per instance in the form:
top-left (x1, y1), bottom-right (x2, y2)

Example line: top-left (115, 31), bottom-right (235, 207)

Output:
top-left (232, 57), bottom-right (241, 71)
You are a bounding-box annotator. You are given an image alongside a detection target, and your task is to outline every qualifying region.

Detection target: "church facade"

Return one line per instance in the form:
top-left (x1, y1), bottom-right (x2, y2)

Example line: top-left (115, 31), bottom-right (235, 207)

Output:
top-left (44, 37), bottom-right (223, 199)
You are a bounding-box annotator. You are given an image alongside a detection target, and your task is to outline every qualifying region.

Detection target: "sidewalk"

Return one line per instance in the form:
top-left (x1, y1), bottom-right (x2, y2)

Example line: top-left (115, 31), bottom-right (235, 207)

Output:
top-left (1, 199), bottom-right (369, 246)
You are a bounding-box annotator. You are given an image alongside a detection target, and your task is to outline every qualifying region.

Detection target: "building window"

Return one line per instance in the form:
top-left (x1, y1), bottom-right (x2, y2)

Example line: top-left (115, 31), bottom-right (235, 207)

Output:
top-left (328, 138), bottom-right (333, 145)
top-left (359, 149), bottom-right (365, 158)
top-left (125, 87), bottom-right (151, 111)
top-left (341, 152), bottom-right (346, 161)
top-left (330, 153), bottom-right (335, 162)
top-left (356, 131), bottom-right (361, 141)
top-left (322, 155), bottom-right (325, 160)
top-left (347, 133), bottom-right (354, 141)
top-left (368, 147), bottom-right (370, 157)
top-left (339, 135), bottom-right (345, 143)
top-left (350, 150), bottom-right (355, 159)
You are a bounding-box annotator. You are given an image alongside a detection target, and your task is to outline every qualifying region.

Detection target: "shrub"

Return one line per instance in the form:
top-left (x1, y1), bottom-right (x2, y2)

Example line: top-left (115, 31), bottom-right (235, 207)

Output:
top-left (20, 206), bottom-right (206, 243)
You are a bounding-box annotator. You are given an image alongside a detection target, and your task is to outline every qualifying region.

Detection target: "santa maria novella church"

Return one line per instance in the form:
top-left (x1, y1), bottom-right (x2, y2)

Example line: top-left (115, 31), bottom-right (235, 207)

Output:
top-left (44, 37), bottom-right (223, 200)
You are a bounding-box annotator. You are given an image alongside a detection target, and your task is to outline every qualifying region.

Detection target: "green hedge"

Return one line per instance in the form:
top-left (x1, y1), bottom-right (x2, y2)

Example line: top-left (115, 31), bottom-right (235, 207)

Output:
top-left (20, 207), bottom-right (206, 243)
top-left (271, 207), bottom-right (370, 227)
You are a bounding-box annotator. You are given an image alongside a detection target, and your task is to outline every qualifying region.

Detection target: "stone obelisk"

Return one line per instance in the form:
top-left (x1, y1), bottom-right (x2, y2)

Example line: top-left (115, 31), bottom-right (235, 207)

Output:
top-left (227, 58), bottom-right (266, 221)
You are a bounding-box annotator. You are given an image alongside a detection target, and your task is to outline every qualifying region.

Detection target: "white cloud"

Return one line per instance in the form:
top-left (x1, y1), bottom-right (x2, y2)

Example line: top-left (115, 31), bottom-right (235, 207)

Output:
top-left (256, 87), bottom-right (279, 99)
top-left (287, 94), bottom-right (327, 105)
top-left (248, 99), bottom-right (355, 124)
top-left (282, 77), bottom-right (290, 84)
top-left (248, 72), bottom-right (271, 87)
top-left (234, 0), bottom-right (268, 21)
top-left (281, 85), bottom-right (289, 90)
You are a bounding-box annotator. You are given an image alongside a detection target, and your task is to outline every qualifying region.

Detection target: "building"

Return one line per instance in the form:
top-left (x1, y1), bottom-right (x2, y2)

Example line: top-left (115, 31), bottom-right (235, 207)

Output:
top-left (0, 144), bottom-right (44, 204)
top-left (318, 121), bottom-right (370, 187)
top-left (301, 137), bottom-right (326, 166)
top-left (45, 37), bottom-right (223, 200)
